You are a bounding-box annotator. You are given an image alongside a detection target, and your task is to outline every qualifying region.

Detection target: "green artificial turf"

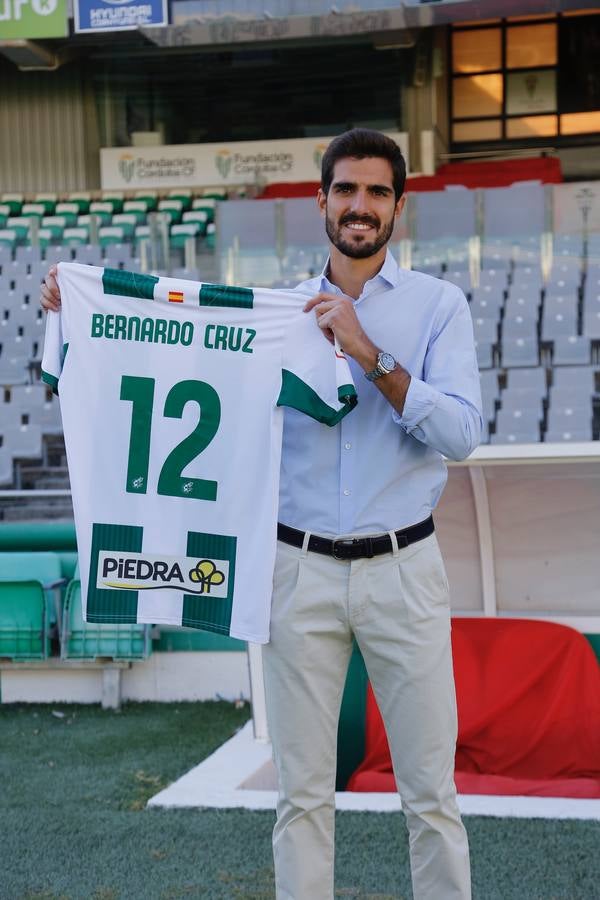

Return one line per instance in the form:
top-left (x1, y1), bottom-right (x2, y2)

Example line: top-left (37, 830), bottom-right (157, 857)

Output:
top-left (1, 702), bottom-right (599, 900)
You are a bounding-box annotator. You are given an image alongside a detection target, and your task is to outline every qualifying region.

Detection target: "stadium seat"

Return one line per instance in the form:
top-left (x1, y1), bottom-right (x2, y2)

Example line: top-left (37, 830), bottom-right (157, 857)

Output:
top-left (111, 214), bottom-right (137, 240)
top-left (89, 202), bottom-right (114, 225)
top-left (472, 318), bottom-right (498, 343)
top-left (40, 217), bottom-right (66, 244)
top-left (21, 203), bottom-right (45, 223)
top-left (502, 316), bottom-right (538, 341)
top-left (0, 551), bottom-right (65, 659)
top-left (552, 336), bottom-right (591, 366)
top-left (582, 309), bottom-right (600, 338)
top-left (67, 192), bottom-right (91, 213)
top-left (541, 311), bottom-right (578, 341)
top-left (205, 222), bottom-right (216, 250)
top-left (134, 190), bottom-right (158, 211)
top-left (0, 446), bottom-right (13, 485)
top-left (3, 423), bottom-right (42, 458)
top-left (101, 191), bottom-right (124, 213)
top-left (545, 428), bottom-right (593, 442)
top-left (44, 246), bottom-right (72, 266)
top-left (33, 193), bottom-right (58, 215)
top-left (499, 388), bottom-right (544, 417)
top-left (54, 203), bottom-right (79, 227)
top-left (0, 351), bottom-right (30, 385)
top-left (158, 199), bottom-right (183, 224)
top-left (170, 222), bottom-right (200, 249)
top-left (99, 226), bottom-right (126, 249)
top-left (0, 193), bottom-right (23, 215)
top-left (182, 210), bottom-right (208, 234)
top-left (122, 200), bottom-right (149, 224)
top-left (61, 574), bottom-right (150, 661)
top-left (63, 227), bottom-right (89, 247)
top-left (15, 245), bottom-right (42, 267)
top-left (6, 218), bottom-right (30, 244)
top-left (505, 366), bottom-right (547, 394)
top-left (192, 198), bottom-right (216, 223)
top-left (73, 244), bottom-right (103, 266)
top-left (469, 291), bottom-right (504, 320)
top-left (168, 189), bottom-right (192, 211)
top-left (475, 341), bottom-right (494, 369)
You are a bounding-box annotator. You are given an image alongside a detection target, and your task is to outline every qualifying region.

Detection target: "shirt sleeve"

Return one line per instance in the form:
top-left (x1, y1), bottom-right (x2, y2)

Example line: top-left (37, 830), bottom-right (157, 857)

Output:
top-left (393, 285), bottom-right (483, 461)
top-left (41, 306), bottom-right (66, 396)
top-left (277, 307), bottom-right (357, 426)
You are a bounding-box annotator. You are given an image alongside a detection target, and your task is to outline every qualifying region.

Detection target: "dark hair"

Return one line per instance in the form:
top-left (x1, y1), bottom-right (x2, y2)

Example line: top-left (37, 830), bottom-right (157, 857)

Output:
top-left (321, 128), bottom-right (406, 202)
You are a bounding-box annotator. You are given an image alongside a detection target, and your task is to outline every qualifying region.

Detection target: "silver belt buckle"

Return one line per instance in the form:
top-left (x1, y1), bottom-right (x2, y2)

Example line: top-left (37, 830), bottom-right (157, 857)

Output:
top-left (331, 538), bottom-right (354, 560)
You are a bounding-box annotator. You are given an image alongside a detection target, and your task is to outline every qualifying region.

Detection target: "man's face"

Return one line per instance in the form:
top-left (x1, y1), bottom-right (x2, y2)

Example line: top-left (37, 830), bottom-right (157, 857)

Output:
top-left (318, 157), bottom-right (405, 260)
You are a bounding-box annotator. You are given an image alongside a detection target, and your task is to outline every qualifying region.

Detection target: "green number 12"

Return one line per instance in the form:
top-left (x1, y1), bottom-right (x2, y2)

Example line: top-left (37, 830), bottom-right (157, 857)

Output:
top-left (120, 375), bottom-right (221, 501)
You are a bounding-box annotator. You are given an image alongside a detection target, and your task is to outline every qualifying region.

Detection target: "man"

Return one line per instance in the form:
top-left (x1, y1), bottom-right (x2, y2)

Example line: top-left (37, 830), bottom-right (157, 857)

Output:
top-left (41, 128), bottom-right (481, 900)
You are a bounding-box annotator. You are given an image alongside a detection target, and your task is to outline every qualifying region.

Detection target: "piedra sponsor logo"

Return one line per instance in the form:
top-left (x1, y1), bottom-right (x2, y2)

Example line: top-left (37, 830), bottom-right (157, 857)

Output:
top-left (214, 148), bottom-right (293, 180)
top-left (97, 550), bottom-right (229, 597)
top-left (117, 152), bottom-right (195, 184)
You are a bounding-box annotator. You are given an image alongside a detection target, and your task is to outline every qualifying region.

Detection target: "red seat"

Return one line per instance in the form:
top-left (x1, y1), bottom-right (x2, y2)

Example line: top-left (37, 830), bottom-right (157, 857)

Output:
top-left (347, 618), bottom-right (600, 797)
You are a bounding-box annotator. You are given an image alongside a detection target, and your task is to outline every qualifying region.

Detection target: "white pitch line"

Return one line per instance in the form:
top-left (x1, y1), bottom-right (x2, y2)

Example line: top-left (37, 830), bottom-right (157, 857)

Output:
top-left (148, 721), bottom-right (600, 820)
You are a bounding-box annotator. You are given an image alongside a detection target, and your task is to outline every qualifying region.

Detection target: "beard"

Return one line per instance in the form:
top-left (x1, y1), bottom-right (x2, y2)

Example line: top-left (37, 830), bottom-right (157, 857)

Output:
top-left (325, 210), bottom-right (395, 259)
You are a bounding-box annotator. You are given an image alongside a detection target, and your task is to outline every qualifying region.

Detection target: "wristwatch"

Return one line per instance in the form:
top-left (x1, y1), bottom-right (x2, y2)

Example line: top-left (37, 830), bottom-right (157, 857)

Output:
top-left (364, 351), bottom-right (397, 381)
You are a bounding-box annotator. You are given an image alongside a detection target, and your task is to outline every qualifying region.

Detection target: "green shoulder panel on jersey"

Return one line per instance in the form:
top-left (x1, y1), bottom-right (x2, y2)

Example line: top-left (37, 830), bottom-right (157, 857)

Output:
top-left (102, 269), bottom-right (159, 300)
top-left (41, 342), bottom-right (69, 395)
top-left (199, 284), bottom-right (254, 309)
top-left (277, 370), bottom-right (357, 426)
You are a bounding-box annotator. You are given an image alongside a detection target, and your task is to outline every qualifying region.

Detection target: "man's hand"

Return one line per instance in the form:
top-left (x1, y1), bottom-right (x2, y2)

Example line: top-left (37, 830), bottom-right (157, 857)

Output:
top-left (304, 292), bottom-right (377, 364)
top-left (40, 265), bottom-right (61, 312)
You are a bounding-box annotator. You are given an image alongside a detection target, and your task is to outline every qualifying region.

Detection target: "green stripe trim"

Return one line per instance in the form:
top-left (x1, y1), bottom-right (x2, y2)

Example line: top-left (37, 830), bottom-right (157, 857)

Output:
top-left (278, 370), bottom-right (357, 426)
top-left (199, 284), bottom-right (254, 309)
top-left (41, 369), bottom-right (59, 395)
top-left (102, 268), bottom-right (159, 300)
top-left (182, 531), bottom-right (236, 634)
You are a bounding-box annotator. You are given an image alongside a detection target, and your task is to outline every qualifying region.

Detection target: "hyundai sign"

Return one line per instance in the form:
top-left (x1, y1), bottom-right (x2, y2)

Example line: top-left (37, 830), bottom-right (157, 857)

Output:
top-left (75, 0), bottom-right (167, 32)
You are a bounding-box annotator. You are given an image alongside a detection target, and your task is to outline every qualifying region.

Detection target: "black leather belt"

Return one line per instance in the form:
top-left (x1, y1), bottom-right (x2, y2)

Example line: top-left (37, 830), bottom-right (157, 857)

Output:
top-left (277, 516), bottom-right (434, 561)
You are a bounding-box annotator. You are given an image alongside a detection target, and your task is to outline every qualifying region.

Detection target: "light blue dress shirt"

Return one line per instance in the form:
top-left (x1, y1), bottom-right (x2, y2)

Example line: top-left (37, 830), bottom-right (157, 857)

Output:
top-left (278, 250), bottom-right (483, 536)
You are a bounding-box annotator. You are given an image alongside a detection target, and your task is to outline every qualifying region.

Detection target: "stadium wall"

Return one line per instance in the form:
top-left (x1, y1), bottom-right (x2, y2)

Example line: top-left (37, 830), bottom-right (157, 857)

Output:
top-left (0, 60), bottom-right (99, 194)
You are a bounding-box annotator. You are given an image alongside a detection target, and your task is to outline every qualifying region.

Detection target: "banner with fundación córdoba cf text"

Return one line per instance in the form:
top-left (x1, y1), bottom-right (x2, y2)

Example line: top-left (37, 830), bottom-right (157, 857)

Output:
top-left (100, 134), bottom-right (410, 190)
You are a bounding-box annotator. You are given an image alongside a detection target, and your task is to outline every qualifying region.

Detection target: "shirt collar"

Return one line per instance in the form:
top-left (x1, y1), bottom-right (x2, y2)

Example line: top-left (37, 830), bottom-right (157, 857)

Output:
top-left (318, 248), bottom-right (400, 299)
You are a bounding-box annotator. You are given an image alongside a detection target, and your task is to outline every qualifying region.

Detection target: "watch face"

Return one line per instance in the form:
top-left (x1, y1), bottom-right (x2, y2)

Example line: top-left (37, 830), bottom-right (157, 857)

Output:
top-left (379, 352), bottom-right (396, 372)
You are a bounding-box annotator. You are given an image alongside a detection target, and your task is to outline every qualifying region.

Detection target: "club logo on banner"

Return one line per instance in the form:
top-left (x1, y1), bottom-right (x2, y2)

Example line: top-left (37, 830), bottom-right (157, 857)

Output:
top-left (0, 0), bottom-right (68, 39)
top-left (75, 0), bottom-right (167, 32)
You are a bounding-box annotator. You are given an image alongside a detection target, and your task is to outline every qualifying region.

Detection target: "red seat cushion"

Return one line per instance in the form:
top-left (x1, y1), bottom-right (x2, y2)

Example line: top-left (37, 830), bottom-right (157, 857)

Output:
top-left (347, 619), bottom-right (600, 797)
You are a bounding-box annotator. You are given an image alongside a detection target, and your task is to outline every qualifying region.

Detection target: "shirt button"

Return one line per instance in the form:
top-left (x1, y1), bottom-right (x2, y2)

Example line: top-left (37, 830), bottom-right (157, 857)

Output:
top-left (344, 442), bottom-right (352, 450)
top-left (343, 489), bottom-right (351, 496)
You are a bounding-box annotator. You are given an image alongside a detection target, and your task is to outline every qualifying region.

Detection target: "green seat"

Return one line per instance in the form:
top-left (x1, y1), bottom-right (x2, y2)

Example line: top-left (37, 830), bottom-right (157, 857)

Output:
top-left (170, 222), bottom-right (199, 249)
top-left (61, 575), bottom-right (150, 661)
top-left (89, 202), bottom-right (114, 225)
top-left (63, 226), bottom-right (89, 246)
top-left (0, 228), bottom-right (17, 251)
top-left (134, 191), bottom-right (157, 211)
top-left (168, 190), bottom-right (192, 211)
top-left (6, 217), bottom-right (30, 244)
top-left (21, 203), bottom-right (45, 222)
top-left (37, 228), bottom-right (54, 249)
top-left (111, 214), bottom-right (136, 240)
top-left (205, 222), bottom-right (216, 250)
top-left (41, 216), bottom-right (67, 242)
top-left (34, 194), bottom-right (58, 215)
top-left (123, 201), bottom-right (148, 224)
top-left (0, 215), bottom-right (7, 230)
top-left (99, 225), bottom-right (125, 248)
top-left (0, 551), bottom-right (65, 660)
top-left (55, 203), bottom-right (79, 227)
top-left (67, 192), bottom-right (91, 214)
top-left (192, 199), bottom-right (215, 224)
top-left (158, 199), bottom-right (183, 224)
top-left (182, 210), bottom-right (208, 235)
top-left (203, 190), bottom-right (226, 201)
top-left (101, 192), bottom-right (124, 214)
top-left (0, 194), bottom-right (23, 215)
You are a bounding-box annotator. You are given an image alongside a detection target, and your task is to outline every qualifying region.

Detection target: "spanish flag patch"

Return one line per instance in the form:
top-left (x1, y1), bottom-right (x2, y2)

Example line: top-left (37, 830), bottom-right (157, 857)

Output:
top-left (168, 290), bottom-right (184, 303)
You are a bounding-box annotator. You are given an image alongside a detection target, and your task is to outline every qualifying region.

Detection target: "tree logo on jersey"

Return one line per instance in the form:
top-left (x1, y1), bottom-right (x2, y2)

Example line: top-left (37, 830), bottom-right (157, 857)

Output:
top-left (118, 154), bottom-right (136, 184)
top-left (215, 150), bottom-right (232, 180)
top-left (313, 143), bottom-right (328, 172)
top-left (189, 560), bottom-right (225, 594)
top-left (96, 550), bottom-right (229, 598)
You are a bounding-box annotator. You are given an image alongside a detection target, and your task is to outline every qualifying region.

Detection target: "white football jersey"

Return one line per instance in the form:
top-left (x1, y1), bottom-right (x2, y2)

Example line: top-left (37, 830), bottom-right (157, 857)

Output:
top-left (42, 263), bottom-right (356, 643)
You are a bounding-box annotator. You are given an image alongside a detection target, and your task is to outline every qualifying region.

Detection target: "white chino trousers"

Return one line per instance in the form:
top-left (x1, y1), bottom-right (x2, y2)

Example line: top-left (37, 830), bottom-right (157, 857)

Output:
top-left (262, 531), bottom-right (471, 900)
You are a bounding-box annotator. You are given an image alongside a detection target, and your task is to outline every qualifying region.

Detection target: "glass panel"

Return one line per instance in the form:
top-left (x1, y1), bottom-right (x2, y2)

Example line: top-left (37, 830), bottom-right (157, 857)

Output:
top-left (560, 111), bottom-right (600, 135)
top-left (506, 14), bottom-right (556, 22)
top-left (506, 70), bottom-right (556, 115)
top-left (506, 23), bottom-right (557, 68)
top-left (452, 28), bottom-right (501, 73)
top-left (455, 19), bottom-right (501, 26)
top-left (452, 120), bottom-right (502, 142)
top-left (506, 115), bottom-right (558, 138)
top-left (453, 74), bottom-right (503, 117)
